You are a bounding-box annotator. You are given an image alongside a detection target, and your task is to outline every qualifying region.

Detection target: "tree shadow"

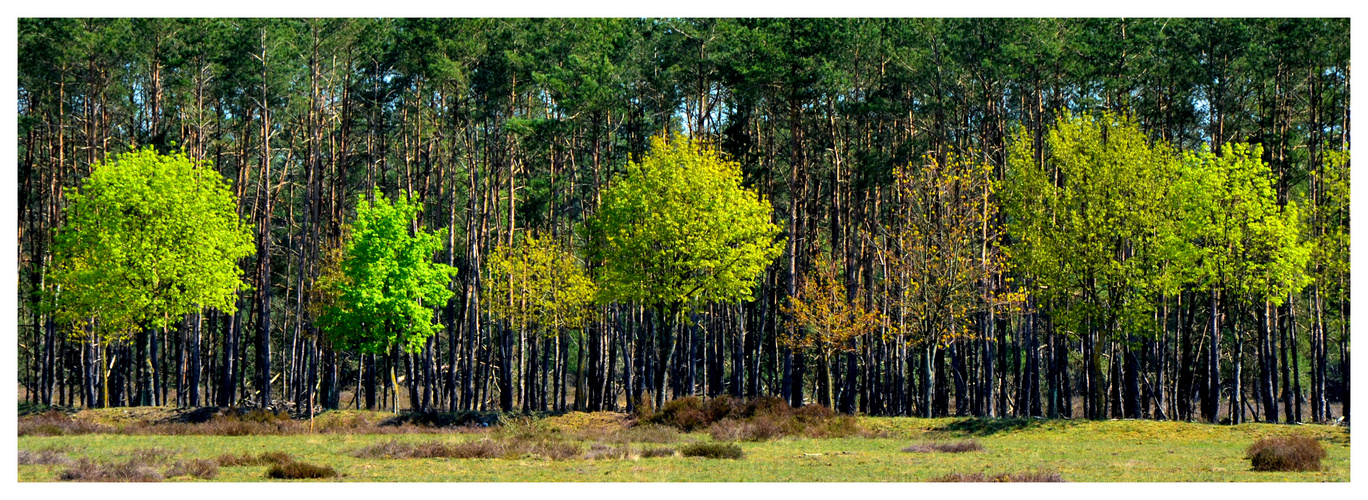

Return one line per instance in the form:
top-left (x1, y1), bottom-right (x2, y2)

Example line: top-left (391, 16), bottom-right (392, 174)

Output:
top-left (929, 417), bottom-right (1078, 437)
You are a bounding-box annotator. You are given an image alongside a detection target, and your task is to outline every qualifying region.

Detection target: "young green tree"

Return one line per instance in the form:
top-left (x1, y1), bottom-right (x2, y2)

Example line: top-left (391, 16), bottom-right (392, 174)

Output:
top-left (315, 189), bottom-right (456, 411)
top-left (591, 134), bottom-right (784, 408)
top-left (483, 233), bottom-right (597, 411)
top-left (1173, 142), bottom-right (1311, 423)
top-left (1003, 113), bottom-right (1183, 420)
top-left (48, 148), bottom-right (255, 406)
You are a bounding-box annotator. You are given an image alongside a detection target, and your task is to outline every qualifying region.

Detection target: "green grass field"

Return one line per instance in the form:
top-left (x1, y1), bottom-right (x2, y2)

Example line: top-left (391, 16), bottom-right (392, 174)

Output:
top-left (18, 410), bottom-right (1349, 482)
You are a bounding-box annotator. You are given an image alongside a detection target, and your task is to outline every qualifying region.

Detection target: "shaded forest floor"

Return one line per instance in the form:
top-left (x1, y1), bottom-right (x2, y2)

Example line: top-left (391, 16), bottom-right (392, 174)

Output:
top-left (17, 404), bottom-right (1349, 482)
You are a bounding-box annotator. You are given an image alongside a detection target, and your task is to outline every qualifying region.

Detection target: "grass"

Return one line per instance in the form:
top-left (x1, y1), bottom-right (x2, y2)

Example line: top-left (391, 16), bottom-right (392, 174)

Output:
top-left (17, 410), bottom-right (1350, 482)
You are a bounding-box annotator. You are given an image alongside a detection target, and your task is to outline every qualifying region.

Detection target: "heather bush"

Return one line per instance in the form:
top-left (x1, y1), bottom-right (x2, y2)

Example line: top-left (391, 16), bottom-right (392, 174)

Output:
top-left (680, 442), bottom-right (744, 459)
top-left (584, 443), bottom-right (634, 461)
top-left (18, 448), bottom-right (72, 466)
top-left (215, 451), bottom-right (294, 467)
top-left (17, 411), bottom-right (112, 436)
top-left (265, 461), bottom-right (337, 480)
top-left (614, 424), bottom-right (681, 443)
top-left (165, 459), bottom-right (219, 480)
top-left (651, 397), bottom-right (711, 431)
top-left (1247, 435), bottom-right (1326, 472)
top-left (58, 458), bottom-right (163, 482)
top-left (639, 447), bottom-right (677, 458)
top-left (901, 440), bottom-right (984, 453)
top-left (932, 471), bottom-right (1063, 482)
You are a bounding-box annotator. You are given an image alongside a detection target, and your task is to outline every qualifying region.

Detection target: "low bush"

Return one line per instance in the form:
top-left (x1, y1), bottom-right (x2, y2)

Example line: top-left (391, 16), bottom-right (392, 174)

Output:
top-left (18, 448), bottom-right (72, 466)
top-left (615, 424), bottom-right (681, 444)
top-left (706, 416), bottom-right (782, 442)
top-left (1247, 435), bottom-right (1326, 472)
top-left (17, 411), bottom-right (113, 436)
top-left (265, 461), bottom-right (337, 480)
top-left (215, 451), bottom-right (293, 467)
top-left (680, 442), bottom-right (744, 459)
top-left (354, 439), bottom-right (465, 459)
top-left (58, 458), bottom-right (163, 482)
top-left (165, 459), bottom-right (219, 480)
top-left (584, 443), bottom-right (632, 461)
top-left (932, 471), bottom-right (1063, 482)
top-left (639, 447), bottom-right (677, 458)
top-left (901, 440), bottom-right (984, 453)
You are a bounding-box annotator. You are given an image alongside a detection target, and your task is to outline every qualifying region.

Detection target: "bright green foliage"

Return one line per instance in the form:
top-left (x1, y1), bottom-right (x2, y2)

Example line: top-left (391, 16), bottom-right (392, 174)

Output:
top-left (591, 134), bottom-right (784, 310)
top-left (484, 234), bottom-right (597, 337)
top-left (48, 148), bottom-right (255, 341)
top-left (1003, 112), bottom-right (1182, 336)
top-left (1174, 143), bottom-right (1311, 304)
top-left (1314, 149), bottom-right (1349, 300)
top-left (316, 189), bottom-right (455, 354)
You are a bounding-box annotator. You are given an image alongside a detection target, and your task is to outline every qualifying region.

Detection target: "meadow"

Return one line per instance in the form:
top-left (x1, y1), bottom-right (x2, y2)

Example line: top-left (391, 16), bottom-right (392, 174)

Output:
top-left (17, 402), bottom-right (1350, 482)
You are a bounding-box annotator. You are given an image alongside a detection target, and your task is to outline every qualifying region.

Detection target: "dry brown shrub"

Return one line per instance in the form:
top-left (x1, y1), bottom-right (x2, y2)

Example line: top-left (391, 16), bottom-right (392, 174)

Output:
top-left (1247, 435), bottom-right (1326, 472)
top-left (616, 424), bottom-right (681, 443)
top-left (17, 411), bottom-right (112, 436)
top-left (639, 447), bottom-right (677, 458)
top-left (584, 443), bottom-right (635, 461)
top-left (165, 459), bottom-right (219, 480)
top-left (447, 440), bottom-right (507, 459)
top-left (680, 442), bottom-right (743, 459)
top-left (901, 440), bottom-right (983, 453)
top-left (932, 471), bottom-right (1063, 482)
top-left (18, 448), bottom-right (72, 465)
top-left (58, 458), bottom-right (163, 482)
top-left (265, 461), bottom-right (337, 480)
top-left (215, 451), bottom-right (293, 467)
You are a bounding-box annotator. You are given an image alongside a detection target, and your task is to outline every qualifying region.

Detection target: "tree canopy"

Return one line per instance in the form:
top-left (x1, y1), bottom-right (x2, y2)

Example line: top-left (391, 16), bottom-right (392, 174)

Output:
top-left (317, 189), bottom-right (456, 355)
top-left (592, 134), bottom-right (784, 312)
top-left (48, 148), bottom-right (255, 340)
top-left (484, 234), bottom-right (597, 337)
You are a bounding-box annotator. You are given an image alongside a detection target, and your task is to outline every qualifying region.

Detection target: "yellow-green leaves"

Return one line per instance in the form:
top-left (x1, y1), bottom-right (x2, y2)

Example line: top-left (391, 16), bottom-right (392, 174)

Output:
top-left (590, 134), bottom-right (784, 310)
top-left (49, 147), bottom-right (255, 341)
top-left (890, 152), bottom-right (1001, 347)
top-left (317, 189), bottom-right (456, 354)
top-left (1175, 143), bottom-right (1311, 305)
top-left (782, 253), bottom-right (882, 352)
top-left (1003, 112), bottom-right (1183, 337)
top-left (483, 234), bottom-right (597, 337)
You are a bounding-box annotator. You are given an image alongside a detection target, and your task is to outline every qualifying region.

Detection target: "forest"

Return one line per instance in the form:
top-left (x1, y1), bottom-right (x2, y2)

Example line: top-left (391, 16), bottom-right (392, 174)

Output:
top-left (16, 18), bottom-right (1350, 426)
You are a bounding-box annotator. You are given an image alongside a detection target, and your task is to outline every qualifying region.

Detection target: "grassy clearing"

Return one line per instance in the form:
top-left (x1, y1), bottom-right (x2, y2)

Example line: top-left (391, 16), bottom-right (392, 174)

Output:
top-left (17, 410), bottom-right (1349, 482)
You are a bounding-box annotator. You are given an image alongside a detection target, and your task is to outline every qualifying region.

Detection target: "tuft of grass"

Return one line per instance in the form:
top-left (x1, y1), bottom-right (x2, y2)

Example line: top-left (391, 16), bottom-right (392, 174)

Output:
top-left (680, 442), bottom-right (744, 459)
top-left (120, 447), bottom-right (177, 464)
top-left (901, 439), bottom-right (983, 453)
top-left (1247, 435), bottom-right (1326, 472)
top-left (165, 459), bottom-right (219, 480)
top-left (265, 461), bottom-right (337, 480)
top-left (932, 471), bottom-right (1063, 482)
top-left (58, 458), bottom-right (163, 482)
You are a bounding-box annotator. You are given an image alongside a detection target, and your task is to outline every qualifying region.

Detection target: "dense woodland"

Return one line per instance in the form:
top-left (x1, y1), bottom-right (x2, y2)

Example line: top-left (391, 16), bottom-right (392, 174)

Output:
top-left (17, 18), bottom-right (1350, 424)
